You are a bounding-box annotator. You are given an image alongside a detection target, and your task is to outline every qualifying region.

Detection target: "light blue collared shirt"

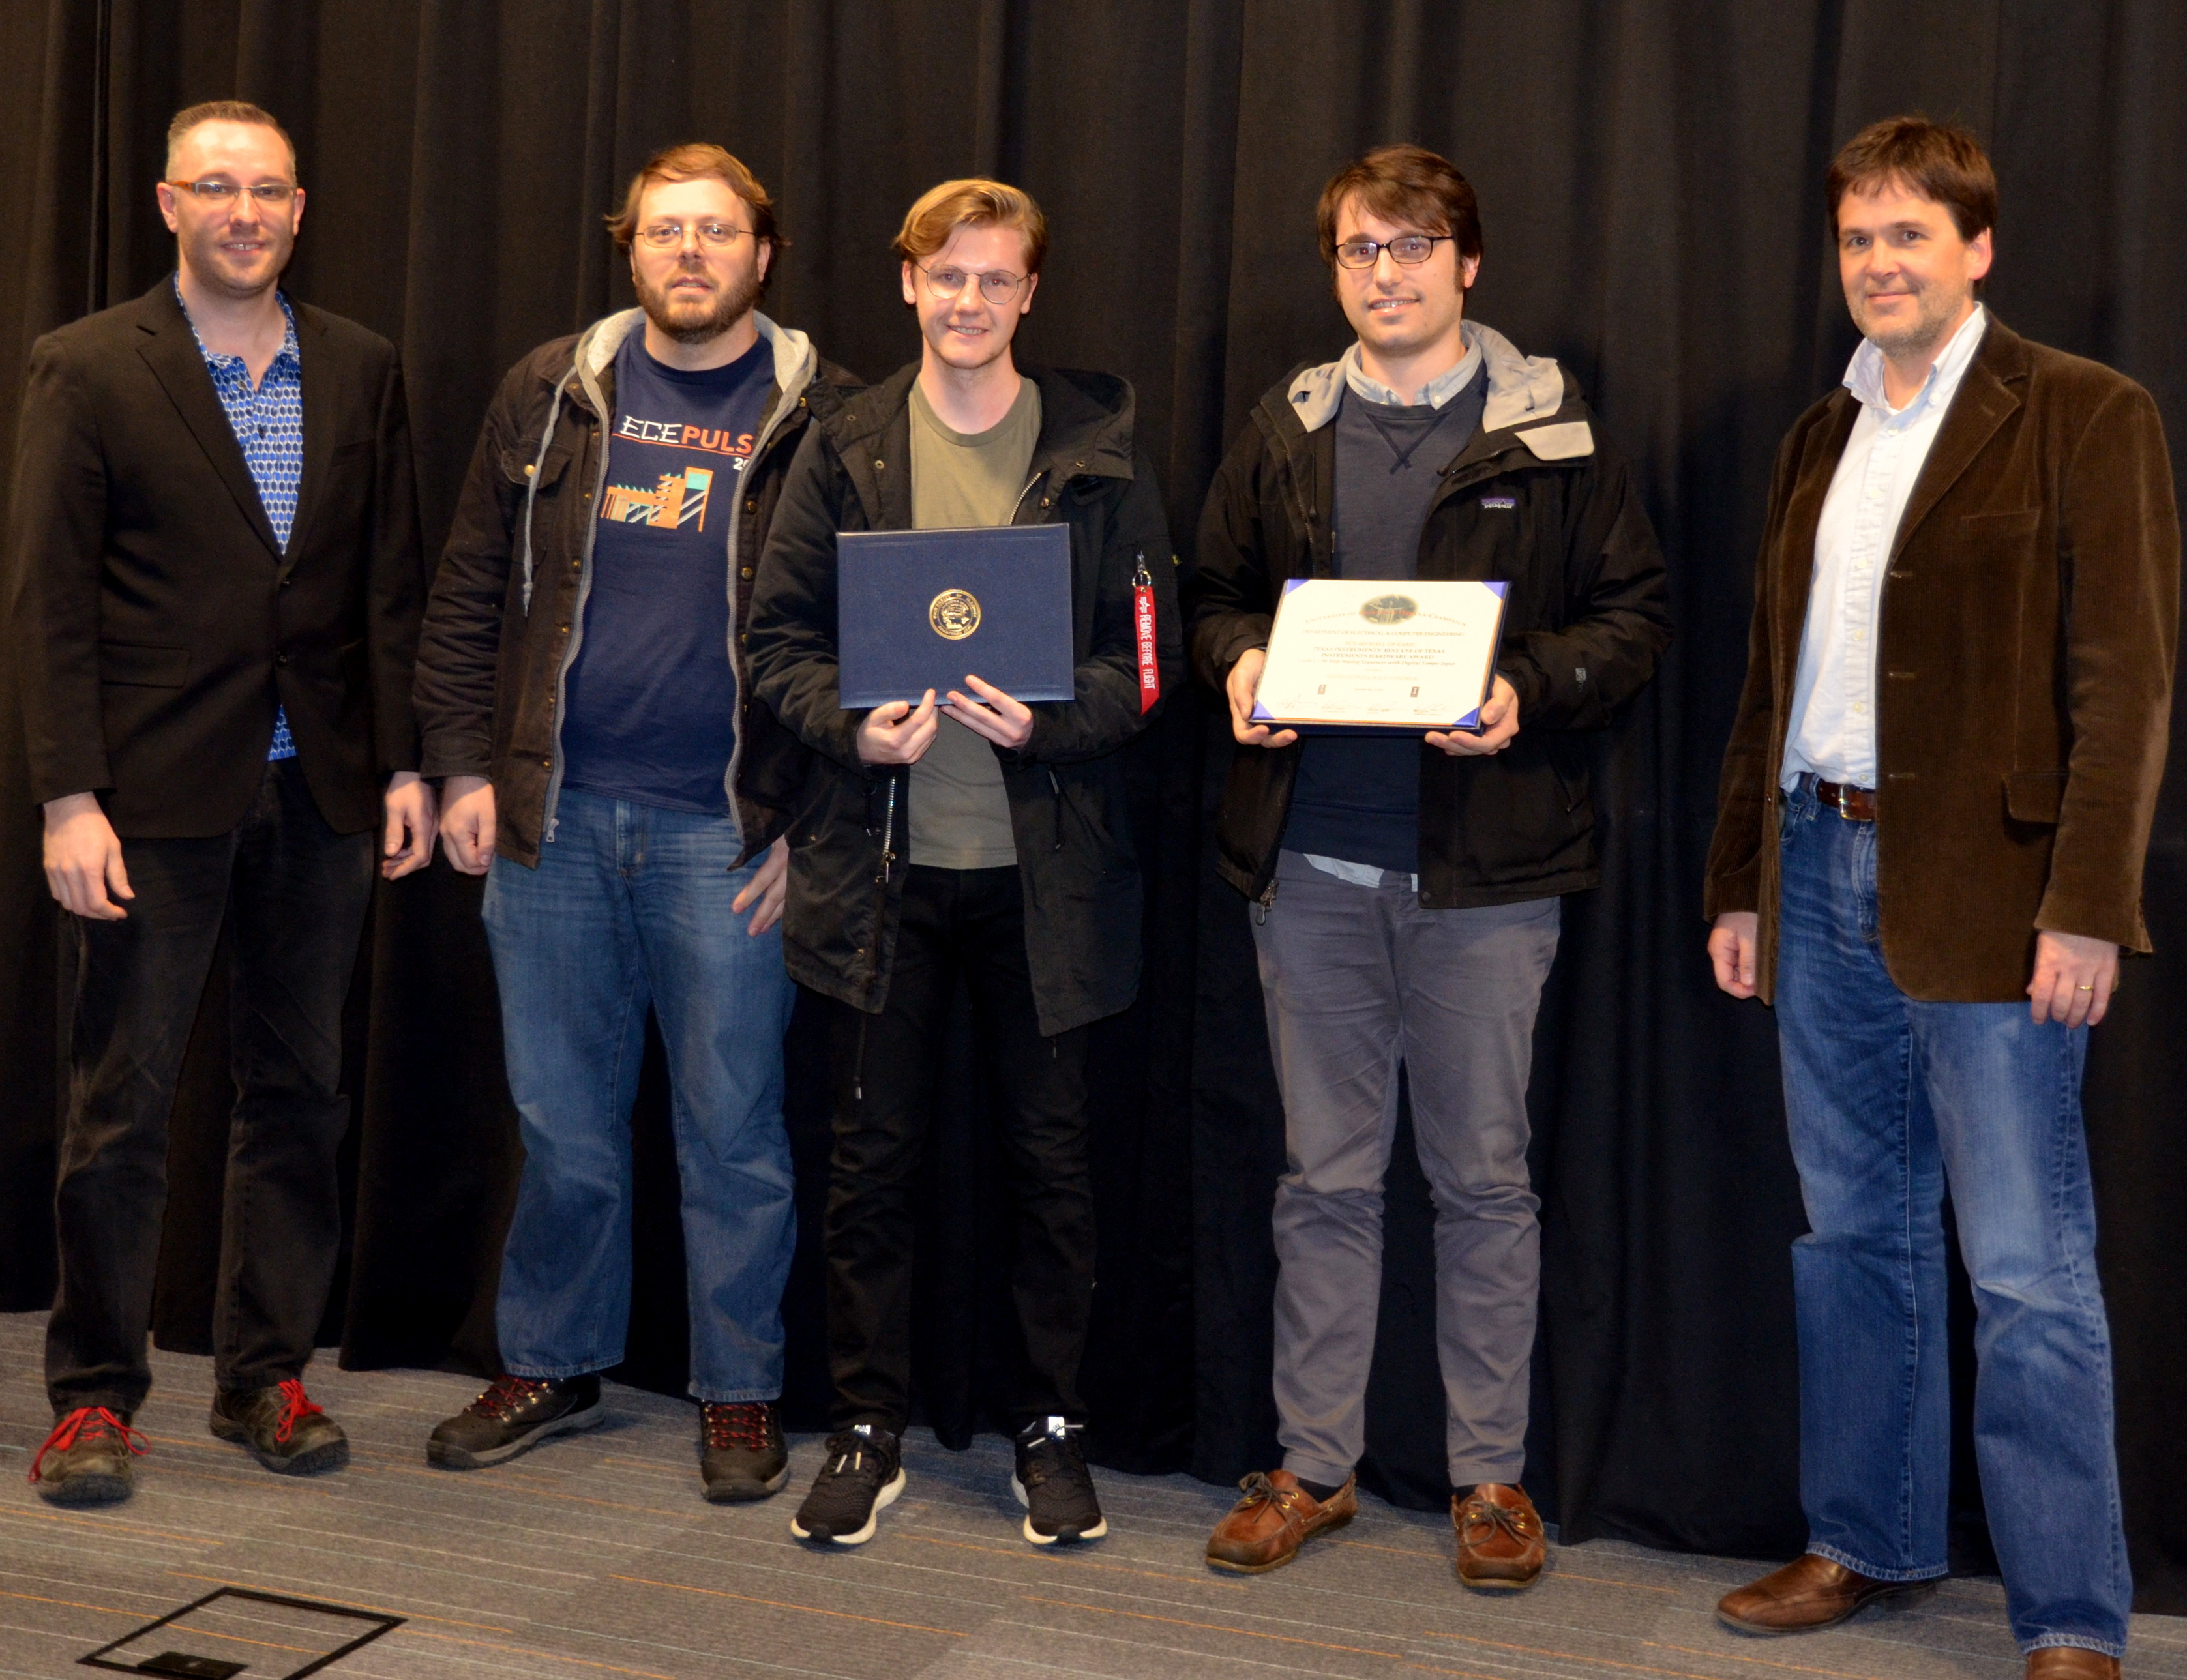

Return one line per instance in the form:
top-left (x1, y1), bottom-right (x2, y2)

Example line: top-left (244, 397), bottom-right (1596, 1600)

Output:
top-left (1783, 304), bottom-right (1988, 789)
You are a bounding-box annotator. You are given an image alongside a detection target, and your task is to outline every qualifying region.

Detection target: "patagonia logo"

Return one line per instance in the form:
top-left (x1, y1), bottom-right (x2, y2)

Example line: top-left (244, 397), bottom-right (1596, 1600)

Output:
top-left (1480, 495), bottom-right (1517, 510)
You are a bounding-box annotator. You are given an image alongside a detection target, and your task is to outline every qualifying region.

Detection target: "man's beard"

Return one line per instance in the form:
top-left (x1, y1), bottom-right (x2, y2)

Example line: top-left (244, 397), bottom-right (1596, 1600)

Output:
top-left (1852, 278), bottom-right (1965, 360)
top-left (636, 259), bottom-right (763, 345)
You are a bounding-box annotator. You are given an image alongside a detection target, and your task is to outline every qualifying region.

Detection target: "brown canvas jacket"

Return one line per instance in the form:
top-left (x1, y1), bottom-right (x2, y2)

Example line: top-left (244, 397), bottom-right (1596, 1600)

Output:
top-left (1703, 316), bottom-right (2179, 1003)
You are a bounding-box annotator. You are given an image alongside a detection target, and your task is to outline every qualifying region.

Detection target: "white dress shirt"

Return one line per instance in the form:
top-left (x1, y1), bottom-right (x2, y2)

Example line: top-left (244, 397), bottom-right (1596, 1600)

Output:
top-left (1782, 304), bottom-right (1989, 790)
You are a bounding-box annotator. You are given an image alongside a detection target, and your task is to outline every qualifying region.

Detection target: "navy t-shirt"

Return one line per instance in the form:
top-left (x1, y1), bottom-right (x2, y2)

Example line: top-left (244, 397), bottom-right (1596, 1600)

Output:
top-left (559, 334), bottom-right (773, 813)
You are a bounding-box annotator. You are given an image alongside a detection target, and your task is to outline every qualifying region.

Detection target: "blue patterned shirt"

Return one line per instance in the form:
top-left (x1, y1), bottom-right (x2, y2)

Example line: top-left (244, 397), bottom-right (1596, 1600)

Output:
top-left (176, 277), bottom-right (304, 760)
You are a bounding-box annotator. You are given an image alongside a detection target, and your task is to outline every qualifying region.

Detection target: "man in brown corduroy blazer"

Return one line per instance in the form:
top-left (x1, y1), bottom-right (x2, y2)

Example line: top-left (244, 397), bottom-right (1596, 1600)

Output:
top-left (1702, 119), bottom-right (2176, 1679)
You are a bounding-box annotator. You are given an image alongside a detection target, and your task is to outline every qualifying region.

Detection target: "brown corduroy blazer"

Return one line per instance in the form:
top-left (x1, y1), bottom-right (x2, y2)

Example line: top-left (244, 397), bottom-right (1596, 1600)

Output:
top-left (1704, 316), bottom-right (2179, 1004)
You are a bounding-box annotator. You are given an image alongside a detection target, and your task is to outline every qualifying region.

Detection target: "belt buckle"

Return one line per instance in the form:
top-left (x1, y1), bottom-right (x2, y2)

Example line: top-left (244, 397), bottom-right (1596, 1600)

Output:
top-left (1835, 786), bottom-right (1857, 821)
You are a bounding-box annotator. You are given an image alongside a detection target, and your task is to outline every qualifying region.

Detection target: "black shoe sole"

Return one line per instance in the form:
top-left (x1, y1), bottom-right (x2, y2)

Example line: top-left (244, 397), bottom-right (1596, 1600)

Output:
top-left (209, 1413), bottom-right (351, 1477)
top-left (427, 1397), bottom-right (606, 1470)
top-left (702, 1461), bottom-right (791, 1504)
top-left (33, 1469), bottom-right (132, 1507)
top-left (1716, 1580), bottom-right (1939, 1636)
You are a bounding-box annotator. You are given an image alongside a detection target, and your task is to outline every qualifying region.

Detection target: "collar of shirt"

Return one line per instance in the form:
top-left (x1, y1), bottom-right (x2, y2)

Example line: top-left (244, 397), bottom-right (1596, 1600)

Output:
top-left (1842, 302), bottom-right (1985, 430)
top-left (1341, 337), bottom-right (1483, 410)
top-left (173, 273), bottom-right (301, 381)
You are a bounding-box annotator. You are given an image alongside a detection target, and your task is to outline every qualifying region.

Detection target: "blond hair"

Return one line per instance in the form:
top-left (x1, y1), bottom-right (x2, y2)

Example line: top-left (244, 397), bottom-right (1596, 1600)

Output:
top-left (894, 178), bottom-right (1047, 274)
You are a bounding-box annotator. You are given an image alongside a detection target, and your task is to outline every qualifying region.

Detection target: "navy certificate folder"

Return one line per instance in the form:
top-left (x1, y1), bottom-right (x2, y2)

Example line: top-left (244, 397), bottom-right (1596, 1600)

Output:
top-left (837, 524), bottom-right (1075, 708)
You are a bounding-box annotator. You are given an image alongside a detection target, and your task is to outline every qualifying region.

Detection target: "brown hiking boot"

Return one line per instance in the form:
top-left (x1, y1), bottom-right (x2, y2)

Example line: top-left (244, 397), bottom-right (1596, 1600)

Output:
top-left (1205, 1470), bottom-right (1356, 1574)
top-left (210, 1379), bottom-right (349, 1475)
top-left (1716, 1554), bottom-right (1938, 1634)
top-left (1453, 1482), bottom-right (1547, 1589)
top-left (29, 1407), bottom-right (145, 1505)
top-left (2025, 1649), bottom-right (2120, 1680)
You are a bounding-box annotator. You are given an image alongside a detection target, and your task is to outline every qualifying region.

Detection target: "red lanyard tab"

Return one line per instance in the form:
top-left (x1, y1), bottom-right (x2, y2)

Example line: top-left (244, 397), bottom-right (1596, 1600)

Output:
top-left (1132, 552), bottom-right (1159, 714)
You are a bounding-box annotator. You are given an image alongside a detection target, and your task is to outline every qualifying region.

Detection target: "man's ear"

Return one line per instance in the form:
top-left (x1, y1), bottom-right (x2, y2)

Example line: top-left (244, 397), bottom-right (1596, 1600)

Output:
top-left (156, 182), bottom-right (180, 233)
top-left (1019, 271), bottom-right (1038, 315)
top-left (757, 239), bottom-right (773, 286)
top-left (1460, 254), bottom-right (1481, 291)
top-left (901, 260), bottom-right (918, 306)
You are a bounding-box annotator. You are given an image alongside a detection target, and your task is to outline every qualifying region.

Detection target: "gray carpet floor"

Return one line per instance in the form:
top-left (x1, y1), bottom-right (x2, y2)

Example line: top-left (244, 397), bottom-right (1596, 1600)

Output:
top-left (1, 1312), bottom-right (2179, 1679)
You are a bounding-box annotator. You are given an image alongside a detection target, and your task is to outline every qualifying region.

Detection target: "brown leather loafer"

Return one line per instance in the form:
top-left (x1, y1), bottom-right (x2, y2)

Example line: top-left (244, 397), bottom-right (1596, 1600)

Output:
top-left (2025, 1649), bottom-right (2120, 1680)
top-left (1206, 1470), bottom-right (1356, 1574)
top-left (1716, 1554), bottom-right (1939, 1634)
top-left (1454, 1483), bottom-right (1547, 1590)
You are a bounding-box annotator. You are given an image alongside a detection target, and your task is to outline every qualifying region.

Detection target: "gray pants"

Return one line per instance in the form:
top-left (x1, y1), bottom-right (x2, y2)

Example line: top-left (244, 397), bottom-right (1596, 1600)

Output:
top-left (1253, 850), bottom-right (1560, 1488)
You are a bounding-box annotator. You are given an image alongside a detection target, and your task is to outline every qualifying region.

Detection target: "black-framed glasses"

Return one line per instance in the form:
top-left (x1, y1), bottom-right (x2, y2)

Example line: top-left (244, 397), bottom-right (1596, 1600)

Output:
top-left (637, 220), bottom-right (752, 250)
top-left (915, 261), bottom-right (1030, 305)
top-left (166, 178), bottom-right (297, 206)
top-left (1334, 233), bottom-right (1451, 269)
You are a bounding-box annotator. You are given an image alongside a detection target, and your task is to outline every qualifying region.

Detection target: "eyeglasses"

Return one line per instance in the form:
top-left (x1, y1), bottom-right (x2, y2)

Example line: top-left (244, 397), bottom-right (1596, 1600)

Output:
top-left (1334, 233), bottom-right (1451, 269)
top-left (915, 261), bottom-right (1030, 305)
top-left (166, 179), bottom-right (297, 206)
top-left (636, 220), bottom-right (752, 250)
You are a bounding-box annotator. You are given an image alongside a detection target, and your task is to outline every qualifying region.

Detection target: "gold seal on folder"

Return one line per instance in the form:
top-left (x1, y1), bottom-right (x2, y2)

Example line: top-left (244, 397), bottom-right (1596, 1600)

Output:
top-left (929, 588), bottom-right (981, 640)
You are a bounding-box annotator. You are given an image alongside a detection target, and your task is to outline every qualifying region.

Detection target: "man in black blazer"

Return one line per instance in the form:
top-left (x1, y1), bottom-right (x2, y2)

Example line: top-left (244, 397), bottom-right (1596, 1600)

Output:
top-left (4, 101), bottom-right (433, 1506)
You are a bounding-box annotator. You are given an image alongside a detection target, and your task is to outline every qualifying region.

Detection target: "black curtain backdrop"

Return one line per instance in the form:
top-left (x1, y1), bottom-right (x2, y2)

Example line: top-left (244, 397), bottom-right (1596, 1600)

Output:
top-left (2, 0), bottom-right (2182, 1613)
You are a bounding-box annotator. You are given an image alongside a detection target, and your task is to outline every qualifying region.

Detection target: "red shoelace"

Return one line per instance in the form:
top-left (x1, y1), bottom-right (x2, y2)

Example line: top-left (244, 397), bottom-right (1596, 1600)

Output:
top-left (271, 1379), bottom-right (325, 1445)
top-left (701, 1402), bottom-right (773, 1452)
top-left (28, 1407), bottom-right (147, 1484)
top-left (468, 1375), bottom-right (555, 1421)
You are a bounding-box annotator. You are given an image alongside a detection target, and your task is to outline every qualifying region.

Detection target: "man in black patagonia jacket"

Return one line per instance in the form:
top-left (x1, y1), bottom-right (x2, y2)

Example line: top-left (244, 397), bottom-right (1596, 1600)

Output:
top-left (747, 177), bottom-right (1182, 1553)
top-left (1191, 145), bottom-right (1671, 1588)
top-left (410, 144), bottom-right (857, 1502)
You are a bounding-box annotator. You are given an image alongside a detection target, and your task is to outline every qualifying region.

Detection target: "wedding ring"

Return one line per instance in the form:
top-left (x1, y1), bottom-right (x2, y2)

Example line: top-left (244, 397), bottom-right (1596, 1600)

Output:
top-left (2076, 983), bottom-right (2094, 990)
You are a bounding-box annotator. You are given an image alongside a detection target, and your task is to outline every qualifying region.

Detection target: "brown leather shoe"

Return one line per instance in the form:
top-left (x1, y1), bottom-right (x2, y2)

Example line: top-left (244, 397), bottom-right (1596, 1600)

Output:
top-left (1206, 1470), bottom-right (1356, 1573)
top-left (2025, 1649), bottom-right (2120, 1680)
top-left (1453, 1483), bottom-right (1547, 1589)
top-left (1717, 1554), bottom-right (1939, 1634)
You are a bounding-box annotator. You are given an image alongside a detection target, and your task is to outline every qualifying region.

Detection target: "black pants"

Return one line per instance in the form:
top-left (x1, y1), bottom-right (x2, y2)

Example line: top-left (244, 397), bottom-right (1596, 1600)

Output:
top-left (45, 758), bottom-right (375, 1416)
top-left (825, 864), bottom-right (1094, 1434)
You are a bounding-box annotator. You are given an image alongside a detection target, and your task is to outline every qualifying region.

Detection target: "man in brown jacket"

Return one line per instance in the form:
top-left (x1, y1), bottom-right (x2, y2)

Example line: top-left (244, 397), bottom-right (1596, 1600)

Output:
top-left (1703, 118), bottom-right (2177, 1679)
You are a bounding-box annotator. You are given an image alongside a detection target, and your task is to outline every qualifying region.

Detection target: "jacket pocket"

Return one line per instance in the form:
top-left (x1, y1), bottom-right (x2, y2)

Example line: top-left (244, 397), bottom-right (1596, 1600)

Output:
top-left (2004, 768), bottom-right (2067, 824)
top-left (98, 641), bottom-right (190, 688)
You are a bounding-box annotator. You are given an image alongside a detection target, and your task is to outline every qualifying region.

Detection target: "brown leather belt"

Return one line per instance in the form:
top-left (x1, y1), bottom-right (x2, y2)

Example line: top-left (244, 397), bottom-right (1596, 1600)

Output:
top-left (1815, 779), bottom-right (1877, 821)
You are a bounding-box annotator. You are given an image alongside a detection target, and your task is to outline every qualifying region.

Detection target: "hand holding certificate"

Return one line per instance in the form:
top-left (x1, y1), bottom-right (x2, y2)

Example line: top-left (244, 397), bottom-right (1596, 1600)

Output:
top-left (1245, 578), bottom-right (1510, 737)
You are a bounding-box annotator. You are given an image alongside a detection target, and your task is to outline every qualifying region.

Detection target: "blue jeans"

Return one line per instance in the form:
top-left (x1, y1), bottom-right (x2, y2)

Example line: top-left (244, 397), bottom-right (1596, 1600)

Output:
top-left (1774, 776), bottom-right (2130, 1657)
top-left (482, 789), bottom-right (796, 1402)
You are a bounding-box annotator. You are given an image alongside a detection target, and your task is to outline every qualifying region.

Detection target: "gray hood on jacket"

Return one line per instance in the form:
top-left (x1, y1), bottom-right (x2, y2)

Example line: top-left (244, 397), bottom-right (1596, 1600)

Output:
top-left (1284, 319), bottom-right (1593, 460)
top-left (518, 308), bottom-right (819, 612)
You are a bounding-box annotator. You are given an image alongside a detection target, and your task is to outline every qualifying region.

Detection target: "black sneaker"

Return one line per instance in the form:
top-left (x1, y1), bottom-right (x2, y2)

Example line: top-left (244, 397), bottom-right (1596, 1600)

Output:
top-left (29, 1407), bottom-right (145, 1506)
top-left (427, 1374), bottom-right (604, 1469)
top-left (699, 1401), bottom-right (788, 1503)
top-left (790, 1424), bottom-right (905, 1545)
top-left (1013, 1415), bottom-right (1107, 1545)
top-left (211, 1380), bottom-right (349, 1475)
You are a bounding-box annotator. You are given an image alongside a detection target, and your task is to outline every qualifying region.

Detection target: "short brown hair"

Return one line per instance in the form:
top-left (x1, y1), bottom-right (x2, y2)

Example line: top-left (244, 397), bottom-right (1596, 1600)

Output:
top-left (1317, 144), bottom-right (1483, 269)
top-left (894, 179), bottom-right (1048, 275)
top-left (166, 100), bottom-right (295, 178)
top-left (1827, 116), bottom-right (1997, 241)
top-left (606, 143), bottom-right (784, 275)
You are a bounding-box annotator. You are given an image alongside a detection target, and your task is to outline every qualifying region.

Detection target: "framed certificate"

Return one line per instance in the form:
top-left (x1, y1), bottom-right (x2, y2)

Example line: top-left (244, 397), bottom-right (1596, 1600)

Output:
top-left (1249, 577), bottom-right (1509, 731)
top-left (837, 524), bottom-right (1074, 709)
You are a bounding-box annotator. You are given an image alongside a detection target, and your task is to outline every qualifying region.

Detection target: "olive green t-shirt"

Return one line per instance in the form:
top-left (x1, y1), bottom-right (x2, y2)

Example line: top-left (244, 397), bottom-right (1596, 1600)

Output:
top-left (906, 376), bottom-right (1043, 868)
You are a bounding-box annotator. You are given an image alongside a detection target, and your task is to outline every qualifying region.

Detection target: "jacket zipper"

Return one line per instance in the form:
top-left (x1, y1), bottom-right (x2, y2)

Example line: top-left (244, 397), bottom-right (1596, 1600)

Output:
top-left (537, 347), bottom-right (613, 846)
top-left (720, 347), bottom-right (813, 864)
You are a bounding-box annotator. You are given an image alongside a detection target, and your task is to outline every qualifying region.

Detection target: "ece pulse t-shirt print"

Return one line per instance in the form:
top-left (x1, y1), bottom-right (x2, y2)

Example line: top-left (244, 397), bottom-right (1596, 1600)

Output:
top-left (558, 332), bottom-right (772, 814)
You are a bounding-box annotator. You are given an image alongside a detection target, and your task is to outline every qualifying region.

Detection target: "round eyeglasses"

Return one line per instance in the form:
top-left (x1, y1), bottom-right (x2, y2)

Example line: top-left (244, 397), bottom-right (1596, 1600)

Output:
top-left (1334, 233), bottom-right (1452, 269)
top-left (915, 261), bottom-right (1030, 305)
top-left (637, 220), bottom-right (752, 250)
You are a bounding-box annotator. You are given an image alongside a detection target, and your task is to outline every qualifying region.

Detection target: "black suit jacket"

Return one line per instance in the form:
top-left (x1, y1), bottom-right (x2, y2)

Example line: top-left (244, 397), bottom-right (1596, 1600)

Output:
top-left (5, 276), bottom-right (423, 838)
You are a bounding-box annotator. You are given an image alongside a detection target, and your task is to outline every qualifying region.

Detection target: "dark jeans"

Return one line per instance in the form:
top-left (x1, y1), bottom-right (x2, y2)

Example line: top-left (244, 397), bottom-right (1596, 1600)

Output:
top-left (45, 758), bottom-right (375, 1416)
top-left (824, 864), bottom-right (1094, 1433)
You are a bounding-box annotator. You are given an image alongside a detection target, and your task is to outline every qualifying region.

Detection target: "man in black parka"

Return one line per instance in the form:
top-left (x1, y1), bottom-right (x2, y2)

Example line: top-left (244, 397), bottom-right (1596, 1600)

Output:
top-left (1192, 145), bottom-right (1671, 1587)
top-left (747, 177), bottom-right (1181, 1552)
